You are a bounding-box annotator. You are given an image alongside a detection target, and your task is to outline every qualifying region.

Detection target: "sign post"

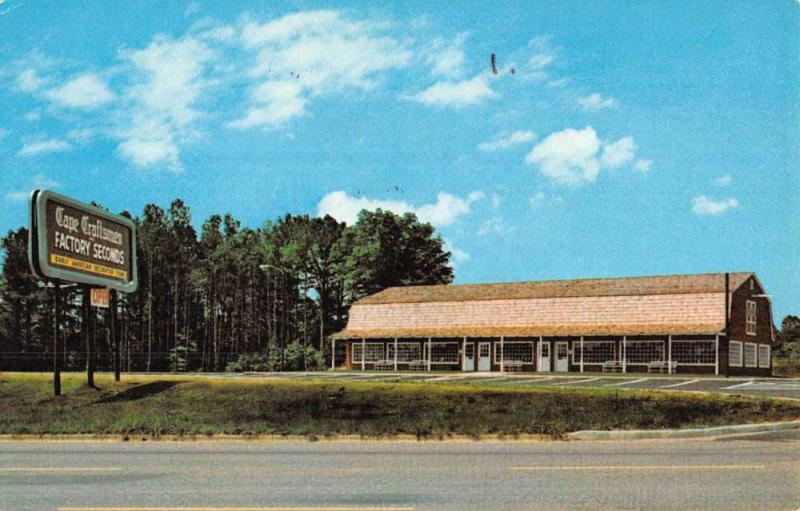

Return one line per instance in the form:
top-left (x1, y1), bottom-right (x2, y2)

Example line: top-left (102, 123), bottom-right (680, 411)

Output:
top-left (29, 190), bottom-right (137, 395)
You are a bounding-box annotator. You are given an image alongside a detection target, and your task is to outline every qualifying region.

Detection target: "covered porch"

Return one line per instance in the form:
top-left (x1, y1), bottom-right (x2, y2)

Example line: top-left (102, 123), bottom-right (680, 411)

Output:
top-left (331, 334), bottom-right (723, 375)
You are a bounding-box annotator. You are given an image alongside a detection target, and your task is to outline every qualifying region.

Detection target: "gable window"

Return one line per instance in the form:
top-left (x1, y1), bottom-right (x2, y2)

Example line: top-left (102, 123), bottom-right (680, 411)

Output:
top-left (746, 300), bottom-right (757, 336)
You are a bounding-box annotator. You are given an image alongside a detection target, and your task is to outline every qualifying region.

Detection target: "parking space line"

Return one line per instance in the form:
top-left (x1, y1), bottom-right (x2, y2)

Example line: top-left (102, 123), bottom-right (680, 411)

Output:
top-left (660, 379), bottom-right (699, 389)
top-left (604, 378), bottom-right (648, 387)
top-left (722, 381), bottom-right (754, 390)
top-left (553, 377), bottom-right (601, 385)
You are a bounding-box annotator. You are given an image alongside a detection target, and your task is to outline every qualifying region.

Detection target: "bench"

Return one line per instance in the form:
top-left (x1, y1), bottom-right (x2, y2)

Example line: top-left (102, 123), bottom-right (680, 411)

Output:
top-left (502, 361), bottom-right (525, 372)
top-left (647, 361), bottom-right (678, 374)
top-left (408, 360), bottom-right (427, 371)
top-left (602, 360), bottom-right (624, 373)
top-left (373, 360), bottom-right (394, 371)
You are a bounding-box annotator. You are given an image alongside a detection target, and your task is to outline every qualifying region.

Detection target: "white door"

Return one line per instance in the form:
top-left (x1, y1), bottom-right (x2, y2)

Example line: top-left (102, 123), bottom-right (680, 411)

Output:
top-left (555, 342), bottom-right (569, 372)
top-left (538, 342), bottom-right (550, 372)
top-left (463, 343), bottom-right (475, 371)
top-left (477, 342), bottom-right (491, 371)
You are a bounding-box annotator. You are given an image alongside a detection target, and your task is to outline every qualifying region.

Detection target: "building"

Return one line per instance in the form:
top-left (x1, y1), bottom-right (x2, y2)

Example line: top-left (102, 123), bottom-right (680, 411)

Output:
top-left (331, 272), bottom-right (773, 376)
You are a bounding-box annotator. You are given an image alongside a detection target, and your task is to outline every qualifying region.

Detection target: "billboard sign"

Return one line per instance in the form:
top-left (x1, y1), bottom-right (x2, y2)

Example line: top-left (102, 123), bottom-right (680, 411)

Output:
top-left (29, 190), bottom-right (138, 292)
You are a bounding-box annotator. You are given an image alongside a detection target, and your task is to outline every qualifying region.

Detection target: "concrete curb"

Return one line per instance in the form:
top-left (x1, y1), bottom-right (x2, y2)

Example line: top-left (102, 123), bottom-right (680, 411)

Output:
top-left (568, 419), bottom-right (800, 440)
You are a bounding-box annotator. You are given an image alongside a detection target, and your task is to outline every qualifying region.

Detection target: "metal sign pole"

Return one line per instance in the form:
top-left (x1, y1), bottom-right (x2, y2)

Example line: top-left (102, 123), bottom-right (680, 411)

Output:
top-left (111, 289), bottom-right (120, 382)
top-left (84, 286), bottom-right (96, 387)
top-left (53, 281), bottom-right (61, 397)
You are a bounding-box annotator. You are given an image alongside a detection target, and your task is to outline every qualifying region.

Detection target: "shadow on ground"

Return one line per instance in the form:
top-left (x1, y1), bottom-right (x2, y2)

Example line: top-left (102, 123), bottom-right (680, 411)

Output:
top-left (98, 380), bottom-right (182, 403)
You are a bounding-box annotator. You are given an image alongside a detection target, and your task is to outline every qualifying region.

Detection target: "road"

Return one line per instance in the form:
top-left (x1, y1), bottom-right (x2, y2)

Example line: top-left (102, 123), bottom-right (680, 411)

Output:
top-left (1, 438), bottom-right (798, 511)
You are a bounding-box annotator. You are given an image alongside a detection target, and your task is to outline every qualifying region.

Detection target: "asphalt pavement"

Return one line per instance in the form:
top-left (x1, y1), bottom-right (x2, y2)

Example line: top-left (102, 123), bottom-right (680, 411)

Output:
top-left (230, 371), bottom-right (800, 400)
top-left (1, 438), bottom-right (798, 511)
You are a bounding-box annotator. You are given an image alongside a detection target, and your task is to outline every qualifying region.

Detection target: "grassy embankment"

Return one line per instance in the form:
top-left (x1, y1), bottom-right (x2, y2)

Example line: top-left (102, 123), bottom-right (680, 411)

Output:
top-left (1, 373), bottom-right (798, 439)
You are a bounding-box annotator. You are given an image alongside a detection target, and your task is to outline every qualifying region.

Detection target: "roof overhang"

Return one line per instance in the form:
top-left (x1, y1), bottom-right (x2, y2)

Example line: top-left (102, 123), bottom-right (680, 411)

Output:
top-left (331, 323), bottom-right (725, 339)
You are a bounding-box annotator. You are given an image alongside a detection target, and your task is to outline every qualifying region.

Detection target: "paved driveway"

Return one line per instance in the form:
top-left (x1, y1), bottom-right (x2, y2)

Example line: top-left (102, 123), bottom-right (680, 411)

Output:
top-left (238, 371), bottom-right (800, 400)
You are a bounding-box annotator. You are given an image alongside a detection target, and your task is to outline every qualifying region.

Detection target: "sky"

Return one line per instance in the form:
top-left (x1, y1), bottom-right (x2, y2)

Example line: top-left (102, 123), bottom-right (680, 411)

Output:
top-left (0, 1), bottom-right (798, 319)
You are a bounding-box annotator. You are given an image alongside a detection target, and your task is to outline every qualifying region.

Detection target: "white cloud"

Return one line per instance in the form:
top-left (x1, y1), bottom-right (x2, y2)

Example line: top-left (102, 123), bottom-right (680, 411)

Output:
top-left (714, 174), bottom-right (732, 187)
top-left (444, 239), bottom-right (470, 265)
top-left (116, 35), bottom-right (213, 170)
top-left (5, 174), bottom-right (62, 202)
top-left (528, 53), bottom-right (554, 70)
top-left (23, 110), bottom-right (41, 122)
top-left (184, 2), bottom-right (200, 17)
top-left (426, 33), bottom-right (468, 78)
top-left (527, 36), bottom-right (556, 70)
top-left (317, 190), bottom-right (483, 227)
top-left (18, 139), bottom-right (73, 157)
top-left (491, 193), bottom-right (502, 208)
top-left (31, 174), bottom-right (62, 188)
top-left (478, 217), bottom-right (514, 236)
top-left (45, 73), bottom-right (115, 109)
top-left (231, 10), bottom-right (411, 129)
top-left (529, 191), bottom-right (564, 208)
top-left (416, 191), bottom-right (484, 226)
top-left (0, 128), bottom-right (8, 140)
top-left (525, 127), bottom-right (638, 186)
top-left (409, 74), bottom-right (498, 108)
top-left (692, 195), bottom-right (738, 216)
top-left (577, 93), bottom-right (616, 112)
top-left (634, 159), bottom-right (653, 173)
top-left (16, 68), bottom-right (46, 92)
top-left (599, 136), bottom-right (636, 168)
top-left (547, 77), bottom-right (570, 88)
top-left (4, 191), bottom-right (29, 203)
top-left (478, 130), bottom-right (536, 152)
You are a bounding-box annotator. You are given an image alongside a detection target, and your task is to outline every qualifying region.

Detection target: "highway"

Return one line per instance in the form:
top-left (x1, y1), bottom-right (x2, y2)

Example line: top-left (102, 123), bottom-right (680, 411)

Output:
top-left (1, 436), bottom-right (799, 511)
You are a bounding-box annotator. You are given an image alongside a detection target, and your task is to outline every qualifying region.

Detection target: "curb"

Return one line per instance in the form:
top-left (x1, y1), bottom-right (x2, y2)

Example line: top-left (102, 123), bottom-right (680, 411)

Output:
top-left (568, 419), bottom-right (800, 440)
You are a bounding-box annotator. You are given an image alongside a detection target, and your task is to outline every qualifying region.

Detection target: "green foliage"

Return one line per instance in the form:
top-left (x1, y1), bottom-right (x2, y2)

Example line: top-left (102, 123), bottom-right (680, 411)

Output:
top-left (0, 202), bottom-right (455, 373)
top-left (776, 315), bottom-right (800, 355)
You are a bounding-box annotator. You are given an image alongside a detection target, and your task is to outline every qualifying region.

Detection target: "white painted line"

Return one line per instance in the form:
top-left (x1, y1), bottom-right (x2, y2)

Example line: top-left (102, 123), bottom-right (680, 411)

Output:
top-left (660, 379), bottom-right (699, 389)
top-left (0, 467), bottom-right (119, 474)
top-left (509, 465), bottom-right (764, 471)
top-left (722, 381), bottom-right (754, 390)
top-left (605, 378), bottom-right (649, 387)
top-left (553, 377), bottom-right (601, 385)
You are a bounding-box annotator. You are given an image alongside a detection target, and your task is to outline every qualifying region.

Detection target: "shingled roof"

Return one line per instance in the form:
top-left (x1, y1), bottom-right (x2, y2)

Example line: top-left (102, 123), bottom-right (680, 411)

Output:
top-left (357, 272), bottom-right (753, 304)
top-left (333, 272), bottom-right (753, 339)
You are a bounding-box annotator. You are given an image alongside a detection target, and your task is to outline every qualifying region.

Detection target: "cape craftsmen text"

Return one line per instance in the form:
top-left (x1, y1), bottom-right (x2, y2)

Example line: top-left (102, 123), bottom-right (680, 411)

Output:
top-left (53, 206), bottom-right (126, 265)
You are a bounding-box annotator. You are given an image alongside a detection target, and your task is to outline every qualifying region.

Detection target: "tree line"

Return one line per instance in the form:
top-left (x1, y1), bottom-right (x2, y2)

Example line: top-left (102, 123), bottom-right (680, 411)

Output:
top-left (0, 200), bottom-right (454, 372)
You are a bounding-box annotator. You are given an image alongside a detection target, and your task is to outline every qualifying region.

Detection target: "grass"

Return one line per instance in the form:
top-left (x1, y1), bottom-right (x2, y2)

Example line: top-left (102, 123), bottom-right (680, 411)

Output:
top-left (1, 372), bottom-right (798, 439)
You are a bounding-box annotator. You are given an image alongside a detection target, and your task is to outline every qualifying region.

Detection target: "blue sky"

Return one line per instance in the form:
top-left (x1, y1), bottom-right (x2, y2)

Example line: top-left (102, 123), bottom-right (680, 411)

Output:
top-left (1, 1), bottom-right (798, 319)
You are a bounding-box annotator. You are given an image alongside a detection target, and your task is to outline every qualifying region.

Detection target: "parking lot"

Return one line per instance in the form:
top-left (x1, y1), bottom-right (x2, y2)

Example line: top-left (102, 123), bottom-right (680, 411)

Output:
top-left (233, 371), bottom-right (800, 400)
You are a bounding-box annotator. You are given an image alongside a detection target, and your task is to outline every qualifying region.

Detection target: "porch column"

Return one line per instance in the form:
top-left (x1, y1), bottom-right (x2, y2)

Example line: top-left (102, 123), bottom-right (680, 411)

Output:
top-left (668, 335), bottom-right (673, 374)
top-left (714, 334), bottom-right (719, 375)
top-left (622, 336), bottom-right (627, 373)
top-left (580, 336), bottom-right (584, 373)
top-left (393, 337), bottom-right (398, 371)
top-left (427, 337), bottom-right (432, 371)
top-left (331, 338), bottom-right (336, 370)
top-left (538, 336), bottom-right (543, 372)
top-left (499, 335), bottom-right (505, 373)
top-left (462, 336), bottom-right (467, 371)
top-left (361, 338), bottom-right (366, 371)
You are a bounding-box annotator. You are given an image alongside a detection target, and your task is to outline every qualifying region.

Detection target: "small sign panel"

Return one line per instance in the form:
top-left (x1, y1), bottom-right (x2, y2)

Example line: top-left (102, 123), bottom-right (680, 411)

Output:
top-left (90, 288), bottom-right (111, 308)
top-left (29, 190), bottom-right (138, 292)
